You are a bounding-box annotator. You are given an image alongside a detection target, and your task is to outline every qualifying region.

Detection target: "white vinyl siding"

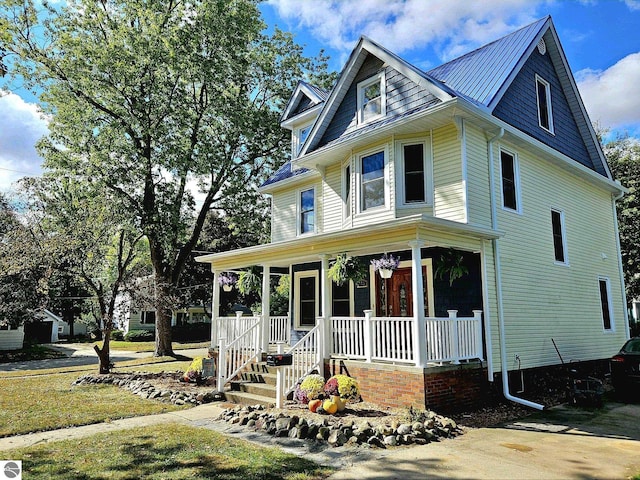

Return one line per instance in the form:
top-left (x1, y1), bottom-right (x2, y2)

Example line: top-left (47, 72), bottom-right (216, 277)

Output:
top-left (490, 143), bottom-right (626, 371)
top-left (432, 124), bottom-right (465, 222)
top-left (322, 163), bottom-right (343, 233)
top-left (270, 189), bottom-right (298, 243)
top-left (465, 124), bottom-right (493, 227)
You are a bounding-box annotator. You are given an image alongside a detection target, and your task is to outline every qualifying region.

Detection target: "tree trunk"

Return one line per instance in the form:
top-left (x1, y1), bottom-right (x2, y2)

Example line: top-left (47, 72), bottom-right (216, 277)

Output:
top-left (154, 279), bottom-right (175, 357)
top-left (93, 335), bottom-right (111, 374)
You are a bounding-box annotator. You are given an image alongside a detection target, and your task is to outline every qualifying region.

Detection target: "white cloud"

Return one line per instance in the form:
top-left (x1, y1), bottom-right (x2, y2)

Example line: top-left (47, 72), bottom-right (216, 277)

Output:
top-left (624, 0), bottom-right (640, 11)
top-left (267, 0), bottom-right (544, 60)
top-left (0, 93), bottom-right (48, 192)
top-left (576, 52), bottom-right (640, 132)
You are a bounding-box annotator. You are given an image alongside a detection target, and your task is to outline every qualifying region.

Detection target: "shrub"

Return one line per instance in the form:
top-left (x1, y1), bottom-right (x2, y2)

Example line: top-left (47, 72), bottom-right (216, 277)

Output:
top-left (323, 374), bottom-right (360, 402)
top-left (294, 374), bottom-right (326, 404)
top-left (171, 322), bottom-right (210, 342)
top-left (183, 357), bottom-right (205, 384)
top-left (109, 330), bottom-right (124, 341)
top-left (123, 329), bottom-right (154, 342)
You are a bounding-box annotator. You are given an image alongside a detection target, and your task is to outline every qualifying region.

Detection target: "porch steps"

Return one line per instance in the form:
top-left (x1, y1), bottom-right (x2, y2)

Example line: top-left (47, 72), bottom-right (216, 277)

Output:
top-left (224, 362), bottom-right (278, 407)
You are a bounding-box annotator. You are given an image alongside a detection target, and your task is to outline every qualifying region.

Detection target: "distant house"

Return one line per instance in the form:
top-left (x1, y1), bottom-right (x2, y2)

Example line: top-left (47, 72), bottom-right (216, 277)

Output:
top-left (1, 309), bottom-right (87, 350)
top-left (0, 324), bottom-right (25, 351)
top-left (198, 16), bottom-right (628, 411)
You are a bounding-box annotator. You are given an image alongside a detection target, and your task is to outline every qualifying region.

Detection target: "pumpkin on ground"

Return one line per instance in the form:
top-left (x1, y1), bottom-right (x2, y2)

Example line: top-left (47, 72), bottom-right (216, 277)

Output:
top-left (308, 399), bottom-right (322, 413)
top-left (322, 399), bottom-right (338, 414)
top-left (331, 395), bottom-right (346, 412)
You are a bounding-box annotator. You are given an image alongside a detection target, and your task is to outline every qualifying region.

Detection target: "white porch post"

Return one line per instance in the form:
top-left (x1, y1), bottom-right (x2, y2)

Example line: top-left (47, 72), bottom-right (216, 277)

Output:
top-left (211, 270), bottom-right (220, 349)
top-left (409, 240), bottom-right (427, 368)
top-left (320, 254), bottom-right (332, 359)
top-left (261, 264), bottom-right (271, 354)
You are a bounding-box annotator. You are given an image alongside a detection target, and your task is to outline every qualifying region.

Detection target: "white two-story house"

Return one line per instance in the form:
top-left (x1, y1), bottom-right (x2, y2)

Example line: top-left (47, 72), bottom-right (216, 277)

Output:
top-left (197, 16), bottom-right (628, 412)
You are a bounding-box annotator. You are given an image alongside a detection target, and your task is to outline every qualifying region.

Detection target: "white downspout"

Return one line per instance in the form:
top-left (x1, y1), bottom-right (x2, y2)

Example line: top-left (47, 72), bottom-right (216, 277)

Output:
top-left (488, 128), bottom-right (544, 410)
top-left (612, 189), bottom-right (630, 339)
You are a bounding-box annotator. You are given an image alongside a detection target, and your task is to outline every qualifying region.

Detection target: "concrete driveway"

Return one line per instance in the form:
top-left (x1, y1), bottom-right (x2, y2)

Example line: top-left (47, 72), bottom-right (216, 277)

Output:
top-left (328, 401), bottom-right (640, 480)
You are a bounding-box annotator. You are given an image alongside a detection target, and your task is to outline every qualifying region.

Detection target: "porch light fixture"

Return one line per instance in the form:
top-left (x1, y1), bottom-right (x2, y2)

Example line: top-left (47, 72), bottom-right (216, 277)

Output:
top-left (371, 253), bottom-right (400, 278)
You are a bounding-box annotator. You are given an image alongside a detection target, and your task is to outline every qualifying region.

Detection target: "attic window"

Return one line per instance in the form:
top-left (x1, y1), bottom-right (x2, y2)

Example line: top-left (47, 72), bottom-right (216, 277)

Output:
top-left (357, 73), bottom-right (386, 125)
top-left (537, 39), bottom-right (546, 55)
top-left (536, 75), bottom-right (554, 134)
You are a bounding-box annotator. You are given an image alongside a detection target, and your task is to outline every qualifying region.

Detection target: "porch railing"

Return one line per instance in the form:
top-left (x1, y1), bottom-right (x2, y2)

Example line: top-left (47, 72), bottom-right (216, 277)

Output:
top-left (216, 317), bottom-right (261, 392)
top-left (330, 310), bottom-right (483, 366)
top-left (269, 315), bottom-right (290, 344)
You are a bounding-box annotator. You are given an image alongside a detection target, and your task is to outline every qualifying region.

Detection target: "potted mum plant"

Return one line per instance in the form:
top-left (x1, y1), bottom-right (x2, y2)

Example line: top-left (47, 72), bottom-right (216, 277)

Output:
top-left (218, 272), bottom-right (237, 292)
top-left (371, 253), bottom-right (400, 278)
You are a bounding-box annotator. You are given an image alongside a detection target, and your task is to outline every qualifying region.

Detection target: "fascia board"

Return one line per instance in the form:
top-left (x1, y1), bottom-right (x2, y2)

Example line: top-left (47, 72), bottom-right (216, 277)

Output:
top-left (195, 214), bottom-right (503, 270)
top-left (257, 169), bottom-right (320, 194)
top-left (487, 17), bottom-right (550, 111)
top-left (280, 103), bottom-right (323, 130)
top-left (295, 99), bottom-right (459, 169)
top-left (544, 25), bottom-right (613, 180)
top-left (456, 99), bottom-right (624, 194)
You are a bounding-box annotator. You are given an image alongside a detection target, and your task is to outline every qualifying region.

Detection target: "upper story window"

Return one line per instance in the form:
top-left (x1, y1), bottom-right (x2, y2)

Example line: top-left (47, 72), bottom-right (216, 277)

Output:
top-left (551, 208), bottom-right (568, 265)
top-left (598, 276), bottom-right (613, 331)
top-left (397, 139), bottom-right (432, 207)
top-left (293, 123), bottom-right (312, 157)
top-left (357, 73), bottom-right (386, 125)
top-left (500, 149), bottom-right (520, 213)
top-left (360, 151), bottom-right (385, 211)
top-left (343, 163), bottom-right (352, 219)
top-left (536, 75), bottom-right (554, 134)
top-left (299, 188), bottom-right (315, 235)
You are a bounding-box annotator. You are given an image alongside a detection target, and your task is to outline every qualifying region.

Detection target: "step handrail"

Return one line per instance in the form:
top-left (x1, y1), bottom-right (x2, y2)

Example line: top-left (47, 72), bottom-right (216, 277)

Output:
top-left (217, 318), bottom-right (261, 392)
top-left (275, 320), bottom-right (323, 406)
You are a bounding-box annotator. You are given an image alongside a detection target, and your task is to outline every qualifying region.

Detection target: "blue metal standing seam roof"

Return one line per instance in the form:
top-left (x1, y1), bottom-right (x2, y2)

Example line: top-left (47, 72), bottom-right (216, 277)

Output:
top-left (427, 17), bottom-right (549, 107)
top-left (260, 160), bottom-right (309, 188)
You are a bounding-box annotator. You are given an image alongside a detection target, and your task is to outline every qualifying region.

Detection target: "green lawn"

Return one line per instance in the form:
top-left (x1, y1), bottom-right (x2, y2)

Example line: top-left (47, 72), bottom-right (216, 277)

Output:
top-left (106, 340), bottom-right (210, 352)
top-left (5, 423), bottom-right (332, 479)
top-left (0, 360), bottom-right (192, 437)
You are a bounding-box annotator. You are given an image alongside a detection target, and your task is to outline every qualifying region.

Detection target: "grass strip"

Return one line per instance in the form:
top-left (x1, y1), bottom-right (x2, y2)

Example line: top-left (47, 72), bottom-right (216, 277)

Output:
top-left (0, 370), bottom-right (188, 437)
top-left (106, 340), bottom-right (210, 352)
top-left (5, 423), bottom-right (332, 479)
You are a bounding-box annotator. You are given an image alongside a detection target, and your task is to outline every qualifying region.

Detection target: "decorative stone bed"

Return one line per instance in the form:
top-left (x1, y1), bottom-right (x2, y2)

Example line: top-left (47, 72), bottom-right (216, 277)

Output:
top-left (218, 403), bottom-right (461, 448)
top-left (73, 371), bottom-right (463, 448)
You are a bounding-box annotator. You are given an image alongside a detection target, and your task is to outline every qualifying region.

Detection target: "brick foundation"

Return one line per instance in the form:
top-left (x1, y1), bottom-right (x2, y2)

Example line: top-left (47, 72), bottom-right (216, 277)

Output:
top-left (324, 359), bottom-right (488, 413)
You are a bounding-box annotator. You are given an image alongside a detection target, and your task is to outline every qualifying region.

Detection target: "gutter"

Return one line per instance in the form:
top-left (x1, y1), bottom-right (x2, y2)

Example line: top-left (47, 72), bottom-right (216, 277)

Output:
top-left (487, 127), bottom-right (545, 410)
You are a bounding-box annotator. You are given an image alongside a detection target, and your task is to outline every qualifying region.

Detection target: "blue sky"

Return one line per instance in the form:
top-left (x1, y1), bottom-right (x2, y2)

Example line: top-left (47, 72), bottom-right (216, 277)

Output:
top-left (1, 0), bottom-right (639, 192)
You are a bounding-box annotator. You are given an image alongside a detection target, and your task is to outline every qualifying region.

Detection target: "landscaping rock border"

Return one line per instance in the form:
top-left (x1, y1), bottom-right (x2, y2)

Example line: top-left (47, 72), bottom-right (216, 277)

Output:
top-left (72, 372), bottom-right (224, 406)
top-left (217, 404), bottom-right (462, 448)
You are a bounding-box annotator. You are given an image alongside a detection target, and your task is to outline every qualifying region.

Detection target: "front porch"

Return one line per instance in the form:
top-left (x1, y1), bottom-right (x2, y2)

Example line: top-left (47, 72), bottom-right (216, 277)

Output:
top-left (198, 215), bottom-right (498, 409)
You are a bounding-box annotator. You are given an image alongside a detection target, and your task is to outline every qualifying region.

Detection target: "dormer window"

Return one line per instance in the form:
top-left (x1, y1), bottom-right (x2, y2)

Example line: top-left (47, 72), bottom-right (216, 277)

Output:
top-left (536, 75), bottom-right (554, 134)
top-left (293, 123), bottom-right (312, 157)
top-left (357, 73), bottom-right (385, 125)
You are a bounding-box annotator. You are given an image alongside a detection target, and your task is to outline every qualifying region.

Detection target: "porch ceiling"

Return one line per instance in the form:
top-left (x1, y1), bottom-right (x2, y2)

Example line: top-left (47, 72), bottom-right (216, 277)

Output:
top-left (196, 214), bottom-right (502, 271)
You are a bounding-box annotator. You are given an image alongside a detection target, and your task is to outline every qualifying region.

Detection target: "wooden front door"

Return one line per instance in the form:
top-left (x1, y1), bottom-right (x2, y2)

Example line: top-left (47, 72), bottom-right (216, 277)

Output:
top-left (375, 266), bottom-right (431, 317)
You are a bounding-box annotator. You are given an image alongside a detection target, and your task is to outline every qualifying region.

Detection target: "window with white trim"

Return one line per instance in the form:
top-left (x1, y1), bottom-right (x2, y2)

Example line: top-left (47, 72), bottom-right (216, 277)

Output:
top-left (357, 73), bottom-right (385, 125)
top-left (397, 139), bottom-right (432, 207)
top-left (293, 123), bottom-right (312, 156)
top-left (598, 276), bottom-right (614, 331)
top-left (331, 281), bottom-right (353, 317)
top-left (551, 208), bottom-right (568, 264)
top-left (500, 149), bottom-right (520, 212)
top-left (299, 188), bottom-right (315, 235)
top-left (294, 271), bottom-right (319, 329)
top-left (536, 75), bottom-right (554, 134)
top-left (343, 162), bottom-right (352, 219)
top-left (360, 150), bottom-right (385, 211)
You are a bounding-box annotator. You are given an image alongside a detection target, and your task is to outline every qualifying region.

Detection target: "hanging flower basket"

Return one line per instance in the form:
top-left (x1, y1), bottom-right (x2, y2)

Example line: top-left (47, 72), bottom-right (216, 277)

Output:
top-left (218, 272), bottom-right (237, 292)
top-left (370, 254), bottom-right (400, 278)
top-left (327, 253), bottom-right (367, 286)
